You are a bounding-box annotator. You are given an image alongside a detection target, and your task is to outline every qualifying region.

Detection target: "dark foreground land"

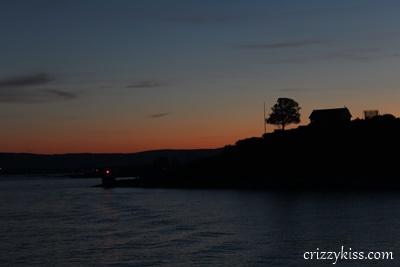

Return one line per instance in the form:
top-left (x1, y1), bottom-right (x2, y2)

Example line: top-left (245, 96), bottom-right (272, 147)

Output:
top-left (102, 115), bottom-right (400, 191)
top-left (2, 115), bottom-right (400, 191)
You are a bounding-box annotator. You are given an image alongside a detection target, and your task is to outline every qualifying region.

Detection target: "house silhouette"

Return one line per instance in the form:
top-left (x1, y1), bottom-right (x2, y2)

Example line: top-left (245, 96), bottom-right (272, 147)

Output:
top-left (309, 107), bottom-right (352, 125)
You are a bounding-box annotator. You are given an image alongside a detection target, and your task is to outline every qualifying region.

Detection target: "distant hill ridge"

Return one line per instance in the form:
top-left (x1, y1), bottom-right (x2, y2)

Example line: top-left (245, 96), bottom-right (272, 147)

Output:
top-left (0, 149), bottom-right (221, 174)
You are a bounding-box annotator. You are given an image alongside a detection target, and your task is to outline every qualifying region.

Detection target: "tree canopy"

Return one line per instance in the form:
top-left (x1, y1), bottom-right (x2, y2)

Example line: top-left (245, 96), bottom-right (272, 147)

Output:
top-left (266, 98), bottom-right (301, 130)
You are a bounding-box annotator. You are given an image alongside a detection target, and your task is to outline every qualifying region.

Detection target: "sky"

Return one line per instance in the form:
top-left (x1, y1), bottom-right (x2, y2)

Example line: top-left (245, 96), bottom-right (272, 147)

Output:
top-left (1, 0), bottom-right (400, 153)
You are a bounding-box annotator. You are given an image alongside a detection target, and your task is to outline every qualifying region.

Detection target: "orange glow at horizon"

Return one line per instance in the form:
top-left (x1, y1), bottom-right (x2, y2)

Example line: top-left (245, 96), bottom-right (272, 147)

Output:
top-left (0, 121), bottom-right (264, 154)
top-left (2, 1), bottom-right (400, 154)
top-left (2, 96), bottom-right (400, 154)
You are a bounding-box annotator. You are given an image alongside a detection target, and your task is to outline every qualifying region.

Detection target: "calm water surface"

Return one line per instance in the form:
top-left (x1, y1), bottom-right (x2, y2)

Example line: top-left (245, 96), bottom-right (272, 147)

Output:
top-left (1, 176), bottom-right (400, 266)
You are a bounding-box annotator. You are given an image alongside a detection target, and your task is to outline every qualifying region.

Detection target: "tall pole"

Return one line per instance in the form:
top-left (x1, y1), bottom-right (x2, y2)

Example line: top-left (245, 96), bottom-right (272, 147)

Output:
top-left (263, 102), bottom-right (267, 134)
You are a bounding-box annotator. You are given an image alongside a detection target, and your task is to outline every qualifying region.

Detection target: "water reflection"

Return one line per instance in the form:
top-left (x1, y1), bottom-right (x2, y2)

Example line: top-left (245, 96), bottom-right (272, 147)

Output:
top-left (0, 177), bottom-right (399, 266)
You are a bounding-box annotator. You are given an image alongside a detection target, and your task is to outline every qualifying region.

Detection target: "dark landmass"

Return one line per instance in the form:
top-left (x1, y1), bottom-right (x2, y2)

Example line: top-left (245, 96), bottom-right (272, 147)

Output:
top-left (3, 114), bottom-right (400, 191)
top-left (0, 149), bottom-right (221, 175)
top-left (101, 114), bottom-right (400, 191)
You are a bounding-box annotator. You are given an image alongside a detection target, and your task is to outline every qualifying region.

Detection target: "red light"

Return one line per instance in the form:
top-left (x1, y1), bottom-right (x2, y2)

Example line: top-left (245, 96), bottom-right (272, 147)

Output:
top-left (105, 170), bottom-right (110, 174)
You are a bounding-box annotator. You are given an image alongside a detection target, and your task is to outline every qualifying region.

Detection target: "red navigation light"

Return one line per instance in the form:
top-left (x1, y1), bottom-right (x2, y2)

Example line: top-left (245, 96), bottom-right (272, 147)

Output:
top-left (105, 169), bottom-right (111, 175)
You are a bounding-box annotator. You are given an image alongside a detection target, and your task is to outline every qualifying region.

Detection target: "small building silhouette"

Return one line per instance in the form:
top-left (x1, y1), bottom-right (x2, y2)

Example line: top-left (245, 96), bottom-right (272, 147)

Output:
top-left (309, 107), bottom-right (352, 125)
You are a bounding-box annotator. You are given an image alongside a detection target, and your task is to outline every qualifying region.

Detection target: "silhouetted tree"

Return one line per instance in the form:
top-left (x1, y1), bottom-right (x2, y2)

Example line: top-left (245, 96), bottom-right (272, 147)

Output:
top-left (266, 98), bottom-right (301, 130)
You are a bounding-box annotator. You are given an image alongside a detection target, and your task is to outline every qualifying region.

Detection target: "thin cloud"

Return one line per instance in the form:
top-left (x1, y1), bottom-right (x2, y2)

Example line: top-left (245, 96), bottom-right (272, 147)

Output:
top-left (0, 73), bottom-right (54, 88)
top-left (126, 80), bottom-right (165, 89)
top-left (240, 40), bottom-right (323, 49)
top-left (264, 48), bottom-right (399, 64)
top-left (0, 89), bottom-right (77, 103)
top-left (44, 89), bottom-right (77, 100)
top-left (148, 112), bottom-right (170, 119)
top-left (0, 72), bottom-right (77, 103)
top-left (164, 14), bottom-right (244, 24)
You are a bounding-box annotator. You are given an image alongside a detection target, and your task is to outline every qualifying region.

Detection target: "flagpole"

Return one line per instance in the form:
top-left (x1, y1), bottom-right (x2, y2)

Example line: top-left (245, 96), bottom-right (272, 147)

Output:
top-left (264, 102), bottom-right (266, 134)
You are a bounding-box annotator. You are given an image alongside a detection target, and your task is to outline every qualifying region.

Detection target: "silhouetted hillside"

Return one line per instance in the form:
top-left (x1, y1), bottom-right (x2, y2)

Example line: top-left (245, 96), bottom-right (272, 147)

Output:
top-left (119, 115), bottom-right (400, 190)
top-left (0, 149), bottom-right (221, 175)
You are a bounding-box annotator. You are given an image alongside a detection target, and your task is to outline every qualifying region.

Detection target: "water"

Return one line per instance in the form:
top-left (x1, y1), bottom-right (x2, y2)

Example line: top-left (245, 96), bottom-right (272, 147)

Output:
top-left (1, 176), bottom-right (400, 266)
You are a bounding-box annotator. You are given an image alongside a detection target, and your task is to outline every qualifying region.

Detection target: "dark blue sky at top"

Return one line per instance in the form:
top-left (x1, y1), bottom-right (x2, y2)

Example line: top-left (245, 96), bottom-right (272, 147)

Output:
top-left (1, 0), bottom-right (400, 152)
top-left (2, 0), bottom-right (399, 75)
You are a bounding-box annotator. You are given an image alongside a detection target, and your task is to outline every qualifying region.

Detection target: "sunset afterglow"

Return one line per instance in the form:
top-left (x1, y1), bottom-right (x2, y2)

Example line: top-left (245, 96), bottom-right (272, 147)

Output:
top-left (1, 1), bottom-right (400, 153)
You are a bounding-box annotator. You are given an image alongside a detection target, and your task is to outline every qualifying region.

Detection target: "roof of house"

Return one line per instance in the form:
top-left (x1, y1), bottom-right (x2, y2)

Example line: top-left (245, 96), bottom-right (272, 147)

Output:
top-left (309, 107), bottom-right (352, 121)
